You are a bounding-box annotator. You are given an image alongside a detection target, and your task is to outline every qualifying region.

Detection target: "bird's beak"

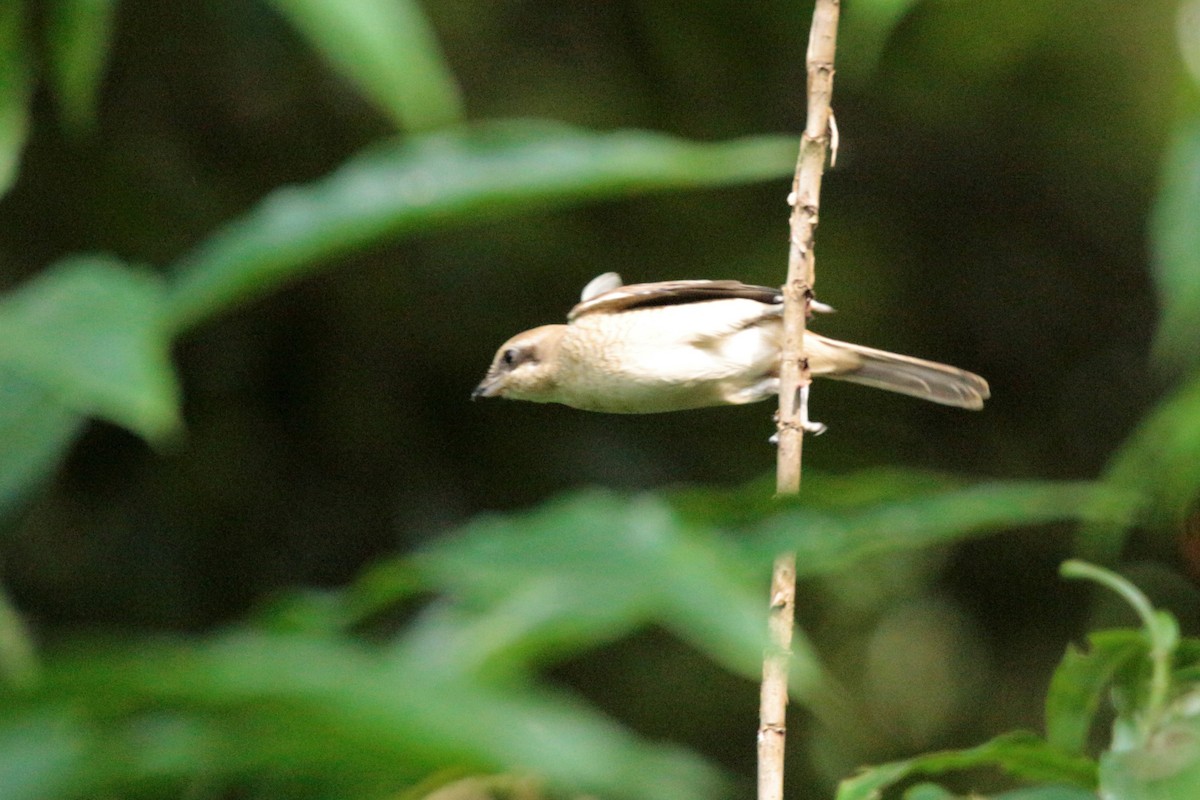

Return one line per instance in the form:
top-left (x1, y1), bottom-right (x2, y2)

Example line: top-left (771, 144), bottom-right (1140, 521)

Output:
top-left (472, 374), bottom-right (501, 400)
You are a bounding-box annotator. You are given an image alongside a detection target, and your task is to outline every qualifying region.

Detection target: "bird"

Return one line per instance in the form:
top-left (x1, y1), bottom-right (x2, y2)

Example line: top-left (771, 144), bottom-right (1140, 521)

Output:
top-left (473, 272), bottom-right (989, 417)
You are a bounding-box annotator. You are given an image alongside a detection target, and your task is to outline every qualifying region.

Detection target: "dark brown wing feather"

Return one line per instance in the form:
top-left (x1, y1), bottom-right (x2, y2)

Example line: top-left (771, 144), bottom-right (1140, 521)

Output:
top-left (568, 280), bottom-right (780, 321)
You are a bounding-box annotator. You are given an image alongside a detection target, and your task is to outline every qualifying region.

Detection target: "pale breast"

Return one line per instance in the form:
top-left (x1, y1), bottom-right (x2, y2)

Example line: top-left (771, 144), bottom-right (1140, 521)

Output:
top-left (552, 301), bottom-right (780, 412)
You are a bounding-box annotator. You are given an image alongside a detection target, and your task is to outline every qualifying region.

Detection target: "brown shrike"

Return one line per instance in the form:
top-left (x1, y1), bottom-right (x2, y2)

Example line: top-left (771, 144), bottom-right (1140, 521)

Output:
top-left (473, 273), bottom-right (989, 420)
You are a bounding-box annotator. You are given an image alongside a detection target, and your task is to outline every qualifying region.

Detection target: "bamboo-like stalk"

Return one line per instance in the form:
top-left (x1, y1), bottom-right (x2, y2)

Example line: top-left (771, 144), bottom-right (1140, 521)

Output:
top-left (756, 551), bottom-right (796, 800)
top-left (775, 0), bottom-right (840, 495)
top-left (759, 2), bottom-right (841, 799)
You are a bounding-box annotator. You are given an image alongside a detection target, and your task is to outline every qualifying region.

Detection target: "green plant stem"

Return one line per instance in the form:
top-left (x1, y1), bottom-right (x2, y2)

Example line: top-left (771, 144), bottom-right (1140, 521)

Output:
top-left (1061, 559), bottom-right (1174, 729)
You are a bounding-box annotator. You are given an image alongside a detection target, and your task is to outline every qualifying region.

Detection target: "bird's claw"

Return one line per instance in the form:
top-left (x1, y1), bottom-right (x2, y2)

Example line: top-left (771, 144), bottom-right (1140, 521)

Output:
top-left (809, 299), bottom-right (835, 315)
top-left (798, 384), bottom-right (827, 435)
top-left (768, 389), bottom-right (828, 443)
top-left (768, 419), bottom-right (827, 444)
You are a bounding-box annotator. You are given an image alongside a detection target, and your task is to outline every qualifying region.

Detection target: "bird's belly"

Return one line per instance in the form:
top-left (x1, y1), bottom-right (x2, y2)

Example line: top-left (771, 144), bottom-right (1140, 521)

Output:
top-left (556, 327), bottom-right (777, 413)
top-left (556, 369), bottom-right (728, 413)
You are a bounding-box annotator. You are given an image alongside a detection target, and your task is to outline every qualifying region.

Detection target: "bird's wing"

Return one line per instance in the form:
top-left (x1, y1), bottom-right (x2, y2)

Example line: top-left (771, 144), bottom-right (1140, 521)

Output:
top-left (579, 271), bottom-right (625, 302)
top-left (568, 277), bottom-right (781, 322)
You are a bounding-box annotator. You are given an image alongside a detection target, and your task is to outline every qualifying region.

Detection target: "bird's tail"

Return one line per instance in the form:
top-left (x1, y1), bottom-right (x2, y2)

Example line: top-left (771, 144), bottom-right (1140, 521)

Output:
top-left (805, 333), bottom-right (990, 409)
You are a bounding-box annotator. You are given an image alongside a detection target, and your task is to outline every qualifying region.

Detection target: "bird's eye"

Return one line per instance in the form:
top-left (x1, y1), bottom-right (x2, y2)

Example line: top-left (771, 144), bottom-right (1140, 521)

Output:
top-left (501, 348), bottom-right (518, 367)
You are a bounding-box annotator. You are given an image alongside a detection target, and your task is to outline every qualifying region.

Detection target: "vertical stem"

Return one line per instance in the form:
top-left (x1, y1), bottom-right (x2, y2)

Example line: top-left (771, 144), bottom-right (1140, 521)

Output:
top-left (760, 2), bottom-right (841, 799)
top-left (775, 0), bottom-right (840, 495)
top-left (757, 552), bottom-right (796, 800)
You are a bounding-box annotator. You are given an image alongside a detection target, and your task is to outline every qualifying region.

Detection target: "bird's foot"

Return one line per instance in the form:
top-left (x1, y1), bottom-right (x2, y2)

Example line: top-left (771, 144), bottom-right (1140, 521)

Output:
top-left (800, 384), bottom-right (827, 435)
top-left (768, 387), bottom-right (827, 444)
top-left (801, 419), bottom-right (828, 435)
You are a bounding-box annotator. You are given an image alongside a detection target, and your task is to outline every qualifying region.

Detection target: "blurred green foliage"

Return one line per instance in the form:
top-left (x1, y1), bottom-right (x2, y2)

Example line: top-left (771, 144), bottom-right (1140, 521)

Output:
top-left (0, 0), bottom-right (1198, 798)
top-left (0, 2), bottom-right (30, 195)
top-left (45, 0), bottom-right (119, 134)
top-left (837, 563), bottom-right (1200, 800)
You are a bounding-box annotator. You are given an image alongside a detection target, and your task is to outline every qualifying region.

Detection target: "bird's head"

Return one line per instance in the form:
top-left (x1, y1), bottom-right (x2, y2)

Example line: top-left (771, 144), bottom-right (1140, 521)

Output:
top-left (472, 325), bottom-right (566, 403)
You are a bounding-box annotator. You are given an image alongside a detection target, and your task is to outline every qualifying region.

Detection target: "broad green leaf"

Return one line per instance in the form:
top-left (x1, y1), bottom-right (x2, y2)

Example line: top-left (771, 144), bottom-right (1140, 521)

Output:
top-left (22, 632), bottom-right (727, 800)
top-left (0, 256), bottom-right (181, 441)
top-left (0, 378), bottom-right (85, 527)
top-left (324, 471), bottom-right (1033, 630)
top-left (1100, 695), bottom-right (1200, 800)
top-left (1079, 374), bottom-right (1200, 562)
top-left (45, 0), bottom-right (118, 132)
top-left (1182, 1), bottom-right (1200, 87)
top-left (744, 480), bottom-right (1137, 578)
top-left (1045, 630), bottom-right (1147, 756)
top-left (1169, 639), bottom-right (1200, 685)
top-left (339, 558), bottom-right (426, 624)
top-left (1150, 117), bottom-right (1200, 374)
top-left (992, 787), bottom-right (1100, 800)
top-left (839, 760), bottom-right (913, 800)
top-left (835, 732), bottom-right (1097, 800)
top-left (267, 0), bottom-right (463, 131)
top-left (672, 467), bottom-right (965, 528)
top-left (344, 477), bottom-right (1134, 696)
top-left (0, 1), bottom-right (31, 197)
top-left (902, 782), bottom-right (959, 800)
top-left (0, 710), bottom-right (91, 800)
top-left (165, 120), bottom-right (799, 331)
top-left (408, 490), bottom-right (806, 688)
top-left (256, 559), bottom-right (426, 634)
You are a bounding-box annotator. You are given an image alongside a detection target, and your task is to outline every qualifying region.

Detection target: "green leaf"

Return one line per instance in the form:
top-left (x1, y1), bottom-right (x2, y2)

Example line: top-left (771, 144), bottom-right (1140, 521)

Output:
top-left (902, 785), bottom-right (1098, 800)
top-left (343, 476), bottom-right (1135, 697)
top-left (254, 559), bottom-right (424, 634)
top-left (340, 558), bottom-right (426, 623)
top-left (0, 1), bottom-right (31, 197)
top-left (744, 480), bottom-right (1137, 578)
top-left (266, 0), bottom-right (463, 131)
top-left (1079, 374), bottom-right (1200, 562)
top-left (0, 710), bottom-right (91, 800)
top-left (672, 468), bottom-right (967, 528)
top-left (992, 787), bottom-right (1100, 800)
top-left (0, 256), bottom-right (181, 441)
top-left (1100, 697), bottom-right (1200, 800)
top-left (408, 490), bottom-right (803, 688)
top-left (1150, 116), bottom-right (1200, 374)
top-left (45, 0), bottom-right (118, 132)
top-left (835, 732), bottom-right (1097, 800)
top-left (1182, 2), bottom-right (1200, 87)
top-left (165, 120), bottom-right (799, 331)
top-left (1045, 630), bottom-right (1147, 756)
top-left (1169, 639), bottom-right (1200, 685)
top-left (23, 632), bottom-right (727, 800)
top-left (0, 378), bottom-right (85, 527)
top-left (902, 782), bottom-right (960, 800)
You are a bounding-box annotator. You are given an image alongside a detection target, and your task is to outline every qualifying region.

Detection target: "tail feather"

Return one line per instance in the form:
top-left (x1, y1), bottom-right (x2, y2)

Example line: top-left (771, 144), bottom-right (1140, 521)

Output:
top-left (805, 333), bottom-right (990, 410)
